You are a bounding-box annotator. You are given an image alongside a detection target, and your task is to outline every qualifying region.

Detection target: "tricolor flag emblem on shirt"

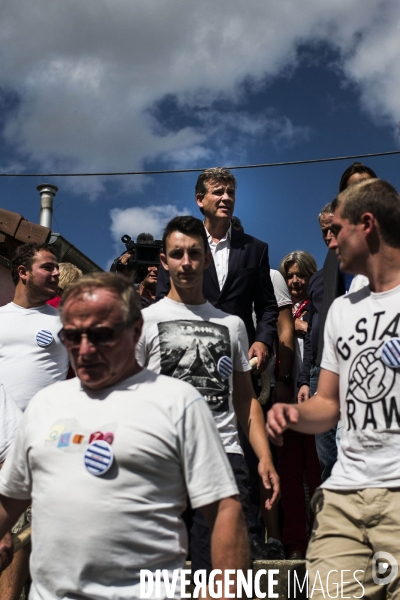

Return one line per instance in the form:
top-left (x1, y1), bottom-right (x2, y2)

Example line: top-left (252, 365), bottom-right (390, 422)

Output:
top-left (217, 356), bottom-right (233, 379)
top-left (381, 338), bottom-right (400, 368)
top-left (84, 440), bottom-right (114, 476)
top-left (36, 330), bottom-right (54, 347)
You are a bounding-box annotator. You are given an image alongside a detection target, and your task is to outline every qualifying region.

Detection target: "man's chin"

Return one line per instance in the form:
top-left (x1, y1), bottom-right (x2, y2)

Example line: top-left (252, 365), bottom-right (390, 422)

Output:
top-left (76, 365), bottom-right (108, 388)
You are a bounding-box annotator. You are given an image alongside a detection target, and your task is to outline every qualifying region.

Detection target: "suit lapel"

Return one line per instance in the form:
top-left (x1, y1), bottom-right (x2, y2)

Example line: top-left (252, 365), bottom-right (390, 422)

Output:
top-left (205, 254), bottom-right (219, 292)
top-left (219, 228), bottom-right (243, 299)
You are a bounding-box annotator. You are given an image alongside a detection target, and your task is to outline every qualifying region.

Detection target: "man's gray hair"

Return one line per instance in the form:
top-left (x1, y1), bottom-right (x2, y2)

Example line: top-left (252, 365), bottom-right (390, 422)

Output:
top-left (318, 202), bottom-right (333, 223)
top-left (59, 272), bottom-right (142, 324)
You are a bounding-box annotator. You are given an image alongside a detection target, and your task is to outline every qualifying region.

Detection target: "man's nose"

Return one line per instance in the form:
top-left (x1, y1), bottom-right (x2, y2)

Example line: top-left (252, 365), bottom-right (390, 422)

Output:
top-left (77, 334), bottom-right (96, 354)
top-left (181, 251), bottom-right (191, 265)
top-left (328, 236), bottom-right (338, 250)
top-left (221, 190), bottom-right (233, 201)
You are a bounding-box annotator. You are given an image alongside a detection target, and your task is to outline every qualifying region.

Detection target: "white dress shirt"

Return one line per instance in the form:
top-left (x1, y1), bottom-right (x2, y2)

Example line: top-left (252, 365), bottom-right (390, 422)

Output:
top-left (205, 224), bottom-right (231, 290)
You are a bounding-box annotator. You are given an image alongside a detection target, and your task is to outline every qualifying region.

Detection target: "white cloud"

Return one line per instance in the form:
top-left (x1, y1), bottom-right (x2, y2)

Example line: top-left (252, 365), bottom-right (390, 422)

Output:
top-left (109, 204), bottom-right (192, 252)
top-left (0, 0), bottom-right (399, 196)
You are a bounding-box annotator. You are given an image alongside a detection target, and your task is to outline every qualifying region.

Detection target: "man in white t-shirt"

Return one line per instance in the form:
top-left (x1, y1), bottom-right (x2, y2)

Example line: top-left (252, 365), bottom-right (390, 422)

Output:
top-left (0, 242), bottom-right (69, 600)
top-left (0, 273), bottom-right (248, 600)
top-left (267, 178), bottom-right (400, 598)
top-left (137, 216), bottom-right (279, 574)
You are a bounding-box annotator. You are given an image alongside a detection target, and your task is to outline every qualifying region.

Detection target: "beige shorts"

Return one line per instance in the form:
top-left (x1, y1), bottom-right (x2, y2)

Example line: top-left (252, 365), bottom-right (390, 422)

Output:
top-left (306, 488), bottom-right (400, 600)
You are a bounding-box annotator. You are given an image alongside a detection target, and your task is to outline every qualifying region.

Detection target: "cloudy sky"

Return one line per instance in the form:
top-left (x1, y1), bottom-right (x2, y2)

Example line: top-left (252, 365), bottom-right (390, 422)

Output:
top-left (1, 0), bottom-right (399, 271)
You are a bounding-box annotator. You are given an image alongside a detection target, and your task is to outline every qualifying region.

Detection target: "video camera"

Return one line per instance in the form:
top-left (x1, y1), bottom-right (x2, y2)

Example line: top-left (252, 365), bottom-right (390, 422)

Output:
top-left (110, 233), bottom-right (162, 283)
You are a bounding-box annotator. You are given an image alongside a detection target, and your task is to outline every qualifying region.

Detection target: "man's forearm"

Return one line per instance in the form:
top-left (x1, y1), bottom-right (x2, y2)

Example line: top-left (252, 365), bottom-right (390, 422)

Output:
top-left (233, 372), bottom-right (272, 462)
top-left (244, 399), bottom-right (273, 461)
top-left (290, 393), bottom-right (339, 434)
top-left (276, 308), bottom-right (295, 377)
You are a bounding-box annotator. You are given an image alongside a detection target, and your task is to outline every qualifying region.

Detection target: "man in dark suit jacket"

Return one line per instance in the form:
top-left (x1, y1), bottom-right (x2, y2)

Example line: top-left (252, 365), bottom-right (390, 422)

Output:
top-left (156, 167), bottom-right (278, 372)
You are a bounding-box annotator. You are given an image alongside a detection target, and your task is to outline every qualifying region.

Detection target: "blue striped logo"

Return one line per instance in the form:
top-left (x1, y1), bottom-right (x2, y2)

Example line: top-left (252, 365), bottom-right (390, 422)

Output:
top-left (217, 355), bottom-right (233, 379)
top-left (84, 441), bottom-right (114, 476)
top-left (381, 338), bottom-right (400, 368)
top-left (36, 329), bottom-right (54, 347)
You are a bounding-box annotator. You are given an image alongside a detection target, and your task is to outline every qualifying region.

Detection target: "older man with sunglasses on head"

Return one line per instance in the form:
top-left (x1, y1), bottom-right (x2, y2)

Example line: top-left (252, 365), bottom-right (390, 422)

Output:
top-left (0, 273), bottom-right (248, 600)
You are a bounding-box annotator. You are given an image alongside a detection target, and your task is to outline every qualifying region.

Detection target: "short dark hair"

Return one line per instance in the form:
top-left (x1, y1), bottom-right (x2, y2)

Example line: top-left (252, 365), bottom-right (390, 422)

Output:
top-left (332, 179), bottom-right (400, 249)
top-left (195, 167), bottom-right (237, 214)
top-left (162, 216), bottom-right (209, 254)
top-left (339, 162), bottom-right (377, 193)
top-left (11, 243), bottom-right (57, 286)
top-left (137, 233), bottom-right (154, 244)
top-left (60, 272), bottom-right (142, 324)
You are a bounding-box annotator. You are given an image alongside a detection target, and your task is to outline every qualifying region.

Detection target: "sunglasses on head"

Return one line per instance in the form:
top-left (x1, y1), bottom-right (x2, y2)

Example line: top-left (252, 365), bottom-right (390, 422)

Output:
top-left (58, 322), bottom-right (129, 348)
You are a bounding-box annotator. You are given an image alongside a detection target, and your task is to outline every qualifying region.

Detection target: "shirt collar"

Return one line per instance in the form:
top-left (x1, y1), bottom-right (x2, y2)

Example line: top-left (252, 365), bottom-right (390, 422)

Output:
top-left (204, 223), bottom-right (232, 244)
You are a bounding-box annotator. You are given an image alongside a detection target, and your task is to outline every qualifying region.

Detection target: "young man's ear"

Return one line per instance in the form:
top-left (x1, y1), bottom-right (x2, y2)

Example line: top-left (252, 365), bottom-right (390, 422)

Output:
top-left (160, 252), bottom-right (169, 272)
top-left (361, 212), bottom-right (375, 236)
top-left (17, 265), bottom-right (28, 283)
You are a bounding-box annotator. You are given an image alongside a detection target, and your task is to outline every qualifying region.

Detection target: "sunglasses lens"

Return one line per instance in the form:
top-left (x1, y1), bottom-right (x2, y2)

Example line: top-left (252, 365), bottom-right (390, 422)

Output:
top-left (62, 329), bottom-right (82, 345)
top-left (88, 328), bottom-right (115, 345)
top-left (59, 323), bottom-right (125, 347)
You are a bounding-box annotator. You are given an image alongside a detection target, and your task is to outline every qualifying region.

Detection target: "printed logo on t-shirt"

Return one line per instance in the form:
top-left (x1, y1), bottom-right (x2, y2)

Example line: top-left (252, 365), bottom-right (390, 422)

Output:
top-left (45, 418), bottom-right (116, 453)
top-left (157, 320), bottom-right (231, 412)
top-left (335, 311), bottom-right (400, 445)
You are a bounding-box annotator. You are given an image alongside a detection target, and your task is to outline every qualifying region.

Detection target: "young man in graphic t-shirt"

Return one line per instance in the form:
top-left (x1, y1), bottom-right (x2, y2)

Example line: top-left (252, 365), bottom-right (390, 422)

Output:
top-left (267, 179), bottom-right (400, 599)
top-left (136, 215), bottom-right (279, 574)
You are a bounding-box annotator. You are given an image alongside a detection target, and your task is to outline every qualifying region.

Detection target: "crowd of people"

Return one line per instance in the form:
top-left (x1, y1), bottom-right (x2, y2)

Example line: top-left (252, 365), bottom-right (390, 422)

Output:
top-left (0, 161), bottom-right (399, 599)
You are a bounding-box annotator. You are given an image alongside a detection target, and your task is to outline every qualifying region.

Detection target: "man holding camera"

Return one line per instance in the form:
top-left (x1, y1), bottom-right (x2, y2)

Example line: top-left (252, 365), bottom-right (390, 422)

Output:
top-left (111, 232), bottom-right (159, 308)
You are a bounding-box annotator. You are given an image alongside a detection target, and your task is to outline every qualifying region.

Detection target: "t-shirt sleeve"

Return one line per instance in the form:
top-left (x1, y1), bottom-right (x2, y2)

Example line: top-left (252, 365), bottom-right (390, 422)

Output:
top-left (320, 299), bottom-right (340, 375)
top-left (177, 395), bottom-right (239, 509)
top-left (135, 324), bottom-right (147, 368)
top-left (233, 317), bottom-right (252, 372)
top-left (271, 270), bottom-right (292, 307)
top-left (0, 408), bottom-right (33, 500)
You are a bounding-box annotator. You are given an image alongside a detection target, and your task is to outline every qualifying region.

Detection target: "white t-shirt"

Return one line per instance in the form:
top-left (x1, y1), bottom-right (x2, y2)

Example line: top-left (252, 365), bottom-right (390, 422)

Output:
top-left (0, 302), bottom-right (69, 411)
top-left (0, 384), bottom-right (22, 463)
top-left (321, 284), bottom-right (400, 489)
top-left (136, 298), bottom-right (251, 454)
top-left (0, 370), bottom-right (238, 600)
top-left (267, 269), bottom-right (292, 385)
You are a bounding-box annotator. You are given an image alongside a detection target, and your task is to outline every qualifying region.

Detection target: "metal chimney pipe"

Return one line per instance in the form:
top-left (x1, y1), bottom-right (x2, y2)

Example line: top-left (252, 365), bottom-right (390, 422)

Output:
top-left (36, 184), bottom-right (58, 230)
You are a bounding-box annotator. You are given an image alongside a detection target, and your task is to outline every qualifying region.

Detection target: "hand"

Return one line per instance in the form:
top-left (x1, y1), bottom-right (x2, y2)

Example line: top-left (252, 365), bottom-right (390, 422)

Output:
top-left (248, 342), bottom-right (269, 374)
top-left (258, 460), bottom-right (280, 509)
top-left (294, 318), bottom-right (308, 334)
top-left (266, 403), bottom-right (299, 446)
top-left (0, 531), bottom-right (14, 573)
top-left (119, 252), bottom-right (132, 266)
top-left (272, 381), bottom-right (293, 404)
top-left (297, 384), bottom-right (310, 403)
